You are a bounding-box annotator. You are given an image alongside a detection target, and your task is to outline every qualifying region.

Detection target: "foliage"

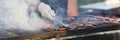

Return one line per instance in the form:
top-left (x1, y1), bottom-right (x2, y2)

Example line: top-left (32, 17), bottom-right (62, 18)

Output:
top-left (77, 0), bottom-right (104, 6)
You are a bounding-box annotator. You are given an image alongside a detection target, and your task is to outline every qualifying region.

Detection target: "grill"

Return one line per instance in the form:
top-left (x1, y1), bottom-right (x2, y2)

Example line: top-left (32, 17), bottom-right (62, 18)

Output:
top-left (0, 24), bottom-right (119, 40)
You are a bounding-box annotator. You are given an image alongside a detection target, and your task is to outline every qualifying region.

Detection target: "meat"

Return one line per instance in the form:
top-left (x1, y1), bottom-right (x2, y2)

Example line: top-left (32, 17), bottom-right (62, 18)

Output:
top-left (68, 15), bottom-right (120, 29)
top-left (43, 15), bottom-right (120, 31)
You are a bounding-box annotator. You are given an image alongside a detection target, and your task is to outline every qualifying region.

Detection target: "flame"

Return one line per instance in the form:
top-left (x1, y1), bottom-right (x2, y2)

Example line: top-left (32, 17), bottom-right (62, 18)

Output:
top-left (44, 24), bottom-right (52, 29)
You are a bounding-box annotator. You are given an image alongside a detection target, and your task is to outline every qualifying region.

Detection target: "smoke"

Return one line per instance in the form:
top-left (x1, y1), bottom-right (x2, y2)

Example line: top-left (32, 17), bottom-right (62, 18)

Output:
top-left (0, 0), bottom-right (50, 31)
top-left (39, 2), bottom-right (56, 20)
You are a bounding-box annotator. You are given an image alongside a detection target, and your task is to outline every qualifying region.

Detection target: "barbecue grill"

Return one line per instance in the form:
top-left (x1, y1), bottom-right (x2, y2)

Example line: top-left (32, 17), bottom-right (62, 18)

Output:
top-left (0, 24), bottom-right (120, 40)
top-left (1, 1), bottom-right (120, 40)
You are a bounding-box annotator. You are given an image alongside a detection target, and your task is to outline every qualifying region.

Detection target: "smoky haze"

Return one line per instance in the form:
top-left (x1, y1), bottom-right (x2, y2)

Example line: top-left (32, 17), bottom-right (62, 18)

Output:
top-left (0, 0), bottom-right (68, 37)
top-left (0, 0), bottom-right (52, 32)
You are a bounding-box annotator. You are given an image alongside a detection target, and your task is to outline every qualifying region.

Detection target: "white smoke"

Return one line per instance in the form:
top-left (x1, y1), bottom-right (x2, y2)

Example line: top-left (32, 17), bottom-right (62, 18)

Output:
top-left (39, 2), bottom-right (56, 20)
top-left (0, 0), bottom-right (50, 31)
